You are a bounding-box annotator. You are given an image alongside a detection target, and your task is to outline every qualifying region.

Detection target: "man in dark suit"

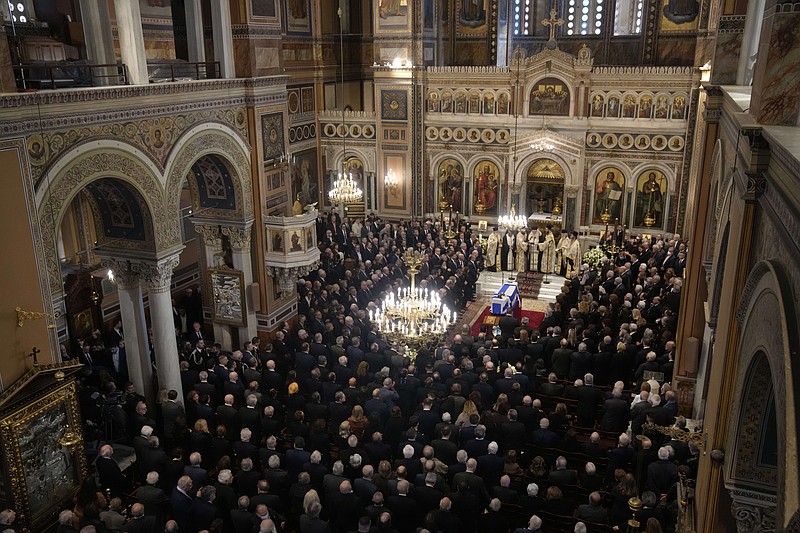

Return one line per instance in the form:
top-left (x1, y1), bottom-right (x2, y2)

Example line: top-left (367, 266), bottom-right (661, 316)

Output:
top-left (161, 390), bottom-right (184, 442)
top-left (452, 459), bottom-right (490, 505)
top-left (96, 445), bottom-right (132, 498)
top-left (607, 434), bottom-right (634, 482)
top-left (645, 447), bottom-right (679, 495)
top-left (582, 432), bottom-right (608, 459)
top-left (576, 491), bottom-right (609, 523)
top-left (231, 496), bottom-right (259, 533)
top-left (498, 309), bottom-right (519, 342)
top-left (602, 390), bottom-right (631, 434)
top-left (121, 503), bottom-right (158, 533)
top-left (132, 472), bottom-right (170, 526)
top-left (286, 437), bottom-right (312, 481)
top-left (492, 475), bottom-right (521, 506)
top-left (169, 476), bottom-right (194, 533)
top-left (530, 418), bottom-right (559, 447)
top-left (477, 442), bottom-right (505, 487)
top-left (415, 473), bottom-right (445, 519)
top-left (539, 373), bottom-right (564, 397)
top-left (386, 479), bottom-right (418, 531)
top-left (188, 485), bottom-right (219, 532)
top-left (548, 456), bottom-right (578, 487)
top-left (575, 374), bottom-right (605, 427)
top-left (216, 394), bottom-right (240, 439)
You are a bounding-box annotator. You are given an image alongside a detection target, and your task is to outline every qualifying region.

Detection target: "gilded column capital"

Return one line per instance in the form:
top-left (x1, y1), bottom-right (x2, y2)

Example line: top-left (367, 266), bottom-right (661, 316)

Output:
top-left (222, 225), bottom-right (252, 250)
top-left (133, 255), bottom-right (180, 294)
top-left (194, 223), bottom-right (222, 248)
top-left (564, 185), bottom-right (580, 198)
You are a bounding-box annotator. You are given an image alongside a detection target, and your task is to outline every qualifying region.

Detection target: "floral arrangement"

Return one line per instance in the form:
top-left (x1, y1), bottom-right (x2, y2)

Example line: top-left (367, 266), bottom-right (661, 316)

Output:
top-left (583, 247), bottom-right (607, 272)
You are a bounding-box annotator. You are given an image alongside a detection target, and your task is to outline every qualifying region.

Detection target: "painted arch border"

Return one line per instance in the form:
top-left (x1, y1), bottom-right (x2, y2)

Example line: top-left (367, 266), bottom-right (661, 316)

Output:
top-left (727, 260), bottom-right (800, 527)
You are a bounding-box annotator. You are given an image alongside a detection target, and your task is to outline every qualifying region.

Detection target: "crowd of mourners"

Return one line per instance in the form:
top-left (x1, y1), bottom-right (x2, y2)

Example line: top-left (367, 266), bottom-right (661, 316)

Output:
top-left (38, 211), bottom-right (696, 533)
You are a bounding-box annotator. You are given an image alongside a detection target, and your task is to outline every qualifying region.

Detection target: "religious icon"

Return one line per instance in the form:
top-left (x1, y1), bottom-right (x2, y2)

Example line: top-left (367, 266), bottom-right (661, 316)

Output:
top-left (438, 158), bottom-right (464, 212)
top-left (379, 0), bottom-right (405, 18)
top-left (428, 92), bottom-right (440, 112)
top-left (455, 91), bottom-right (467, 113)
top-left (590, 94), bottom-right (604, 117)
top-left (483, 92), bottom-right (495, 114)
top-left (655, 95), bottom-right (669, 118)
top-left (635, 171), bottom-right (665, 227)
top-left (306, 228), bottom-right (314, 249)
top-left (272, 231), bottom-right (284, 252)
top-left (459, 0), bottom-right (486, 27)
top-left (607, 96), bottom-right (620, 117)
top-left (639, 95), bottom-right (653, 119)
top-left (593, 168), bottom-right (625, 224)
top-left (441, 91), bottom-right (453, 112)
top-left (468, 92), bottom-right (480, 114)
top-left (474, 160), bottom-right (499, 216)
top-left (672, 96), bottom-right (686, 119)
top-left (529, 78), bottom-right (570, 116)
top-left (290, 231), bottom-right (303, 252)
top-left (497, 92), bottom-right (510, 114)
top-left (622, 94), bottom-right (636, 118)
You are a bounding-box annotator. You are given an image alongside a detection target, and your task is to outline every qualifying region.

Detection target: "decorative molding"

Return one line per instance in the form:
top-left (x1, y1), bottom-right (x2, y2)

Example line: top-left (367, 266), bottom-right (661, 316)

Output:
top-left (565, 185), bottom-right (580, 197)
top-left (729, 488), bottom-right (777, 533)
top-left (133, 255), bottom-right (180, 293)
top-left (193, 224), bottom-right (222, 248)
top-left (222, 225), bottom-right (252, 250)
top-left (743, 172), bottom-right (767, 202)
top-left (100, 259), bottom-right (140, 291)
top-left (718, 15), bottom-right (747, 33)
top-left (266, 262), bottom-right (320, 293)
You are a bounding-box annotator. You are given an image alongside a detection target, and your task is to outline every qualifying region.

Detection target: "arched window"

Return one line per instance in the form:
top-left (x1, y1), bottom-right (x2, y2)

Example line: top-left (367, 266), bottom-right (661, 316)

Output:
top-left (614, 0), bottom-right (644, 34)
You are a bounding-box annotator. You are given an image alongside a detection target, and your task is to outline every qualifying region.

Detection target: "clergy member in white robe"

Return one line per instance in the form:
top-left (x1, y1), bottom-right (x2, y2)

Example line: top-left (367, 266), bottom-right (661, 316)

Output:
top-left (516, 230), bottom-right (529, 272)
top-left (486, 228), bottom-right (500, 272)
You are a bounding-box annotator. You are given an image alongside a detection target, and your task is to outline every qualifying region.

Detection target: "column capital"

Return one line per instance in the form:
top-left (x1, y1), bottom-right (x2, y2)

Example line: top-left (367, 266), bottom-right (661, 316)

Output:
top-left (742, 172), bottom-right (767, 203)
top-left (133, 255), bottom-right (180, 294)
top-left (564, 185), bottom-right (580, 198)
top-left (100, 259), bottom-right (140, 290)
top-left (194, 223), bottom-right (223, 248)
top-left (222, 225), bottom-right (252, 250)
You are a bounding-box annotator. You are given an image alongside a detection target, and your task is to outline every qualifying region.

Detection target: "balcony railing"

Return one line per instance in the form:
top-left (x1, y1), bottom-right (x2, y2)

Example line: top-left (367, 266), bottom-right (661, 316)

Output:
top-left (13, 62), bottom-right (129, 90)
top-left (147, 61), bottom-right (221, 83)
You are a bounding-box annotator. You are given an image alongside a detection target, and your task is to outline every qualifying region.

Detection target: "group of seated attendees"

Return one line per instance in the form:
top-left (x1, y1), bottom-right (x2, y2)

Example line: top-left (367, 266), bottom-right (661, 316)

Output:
top-left (50, 213), bottom-right (693, 533)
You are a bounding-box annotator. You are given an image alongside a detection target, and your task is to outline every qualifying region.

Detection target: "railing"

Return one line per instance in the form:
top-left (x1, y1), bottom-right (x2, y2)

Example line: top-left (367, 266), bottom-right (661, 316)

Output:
top-left (147, 61), bottom-right (221, 82)
top-left (13, 62), bottom-right (129, 90)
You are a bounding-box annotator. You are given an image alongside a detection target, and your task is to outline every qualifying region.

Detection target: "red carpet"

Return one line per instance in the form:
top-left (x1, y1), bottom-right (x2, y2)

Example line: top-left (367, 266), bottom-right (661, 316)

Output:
top-left (470, 306), bottom-right (545, 336)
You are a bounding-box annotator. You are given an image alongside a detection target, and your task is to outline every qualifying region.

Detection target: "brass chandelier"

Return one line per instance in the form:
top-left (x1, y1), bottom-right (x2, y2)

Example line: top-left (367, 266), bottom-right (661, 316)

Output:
top-left (329, 172), bottom-right (363, 204)
top-left (370, 250), bottom-right (455, 349)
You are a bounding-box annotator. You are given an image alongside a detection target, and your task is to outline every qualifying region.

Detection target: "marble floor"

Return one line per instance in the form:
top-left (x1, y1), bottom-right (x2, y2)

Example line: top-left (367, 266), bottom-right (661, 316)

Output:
top-left (477, 270), bottom-right (566, 311)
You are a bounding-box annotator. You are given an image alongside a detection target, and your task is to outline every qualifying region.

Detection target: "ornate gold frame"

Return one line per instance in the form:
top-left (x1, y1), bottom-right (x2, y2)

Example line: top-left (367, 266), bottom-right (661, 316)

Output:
top-left (208, 266), bottom-right (247, 327)
top-left (0, 380), bottom-right (88, 532)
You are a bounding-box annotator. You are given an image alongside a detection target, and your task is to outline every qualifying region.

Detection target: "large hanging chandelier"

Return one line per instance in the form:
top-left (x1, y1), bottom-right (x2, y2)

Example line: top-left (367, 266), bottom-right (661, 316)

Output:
top-left (370, 250), bottom-right (456, 350)
top-left (329, 171), bottom-right (363, 204)
top-left (499, 204), bottom-right (528, 232)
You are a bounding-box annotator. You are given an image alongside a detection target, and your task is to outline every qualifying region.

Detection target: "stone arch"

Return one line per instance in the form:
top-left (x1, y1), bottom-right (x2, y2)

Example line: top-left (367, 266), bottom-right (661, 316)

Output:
top-left (37, 145), bottom-right (168, 297)
top-left (515, 149), bottom-right (575, 187)
top-left (164, 123), bottom-right (253, 225)
top-left (728, 260), bottom-right (800, 529)
top-left (330, 146), bottom-right (375, 175)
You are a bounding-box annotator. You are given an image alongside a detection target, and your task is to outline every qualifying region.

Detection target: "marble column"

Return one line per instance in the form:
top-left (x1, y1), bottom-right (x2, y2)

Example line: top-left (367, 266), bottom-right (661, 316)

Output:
top-left (78, 0), bottom-right (118, 85)
top-left (210, 0), bottom-right (235, 78)
top-left (222, 223), bottom-right (257, 342)
top-left (564, 185), bottom-right (580, 234)
top-left (184, 0), bottom-right (206, 64)
top-left (135, 255), bottom-right (184, 404)
top-left (194, 223), bottom-right (233, 349)
top-left (106, 263), bottom-right (153, 402)
top-left (113, 0), bottom-right (148, 85)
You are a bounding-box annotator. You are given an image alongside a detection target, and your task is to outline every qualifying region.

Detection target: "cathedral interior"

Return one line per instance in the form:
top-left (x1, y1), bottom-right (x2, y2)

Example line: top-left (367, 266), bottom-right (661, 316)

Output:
top-left (0, 0), bottom-right (798, 531)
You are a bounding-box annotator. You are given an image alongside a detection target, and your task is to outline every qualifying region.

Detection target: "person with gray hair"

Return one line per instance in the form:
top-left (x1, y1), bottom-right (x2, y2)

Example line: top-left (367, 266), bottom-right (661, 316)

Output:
top-left (574, 522), bottom-right (588, 533)
top-left (132, 470), bottom-right (169, 525)
top-left (576, 491), bottom-right (608, 523)
top-left (231, 495), bottom-right (257, 532)
top-left (645, 446), bottom-right (679, 495)
top-left (512, 514), bottom-right (543, 533)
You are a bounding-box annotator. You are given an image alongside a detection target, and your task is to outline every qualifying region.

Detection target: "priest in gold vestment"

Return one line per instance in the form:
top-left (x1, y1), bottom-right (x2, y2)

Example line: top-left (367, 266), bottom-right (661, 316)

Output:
top-left (486, 228), bottom-right (500, 271)
top-left (528, 227), bottom-right (542, 271)
top-left (565, 231), bottom-right (582, 278)
top-left (516, 230), bottom-right (529, 272)
top-left (538, 226), bottom-right (556, 274)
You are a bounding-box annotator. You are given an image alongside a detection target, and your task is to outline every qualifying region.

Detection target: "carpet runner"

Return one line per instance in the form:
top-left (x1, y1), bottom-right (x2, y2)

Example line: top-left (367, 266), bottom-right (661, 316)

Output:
top-left (514, 271), bottom-right (544, 299)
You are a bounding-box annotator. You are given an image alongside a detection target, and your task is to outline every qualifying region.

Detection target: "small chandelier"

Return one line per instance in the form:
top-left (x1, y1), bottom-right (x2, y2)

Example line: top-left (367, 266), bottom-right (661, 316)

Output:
top-left (498, 204), bottom-right (528, 231)
top-left (385, 169), bottom-right (399, 195)
top-left (370, 250), bottom-right (456, 349)
top-left (329, 171), bottom-right (363, 204)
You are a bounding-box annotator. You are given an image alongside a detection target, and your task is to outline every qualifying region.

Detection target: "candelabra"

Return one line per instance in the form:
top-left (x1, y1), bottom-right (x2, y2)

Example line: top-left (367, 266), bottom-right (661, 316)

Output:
top-left (370, 250), bottom-right (456, 350)
top-left (385, 169), bottom-right (399, 195)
